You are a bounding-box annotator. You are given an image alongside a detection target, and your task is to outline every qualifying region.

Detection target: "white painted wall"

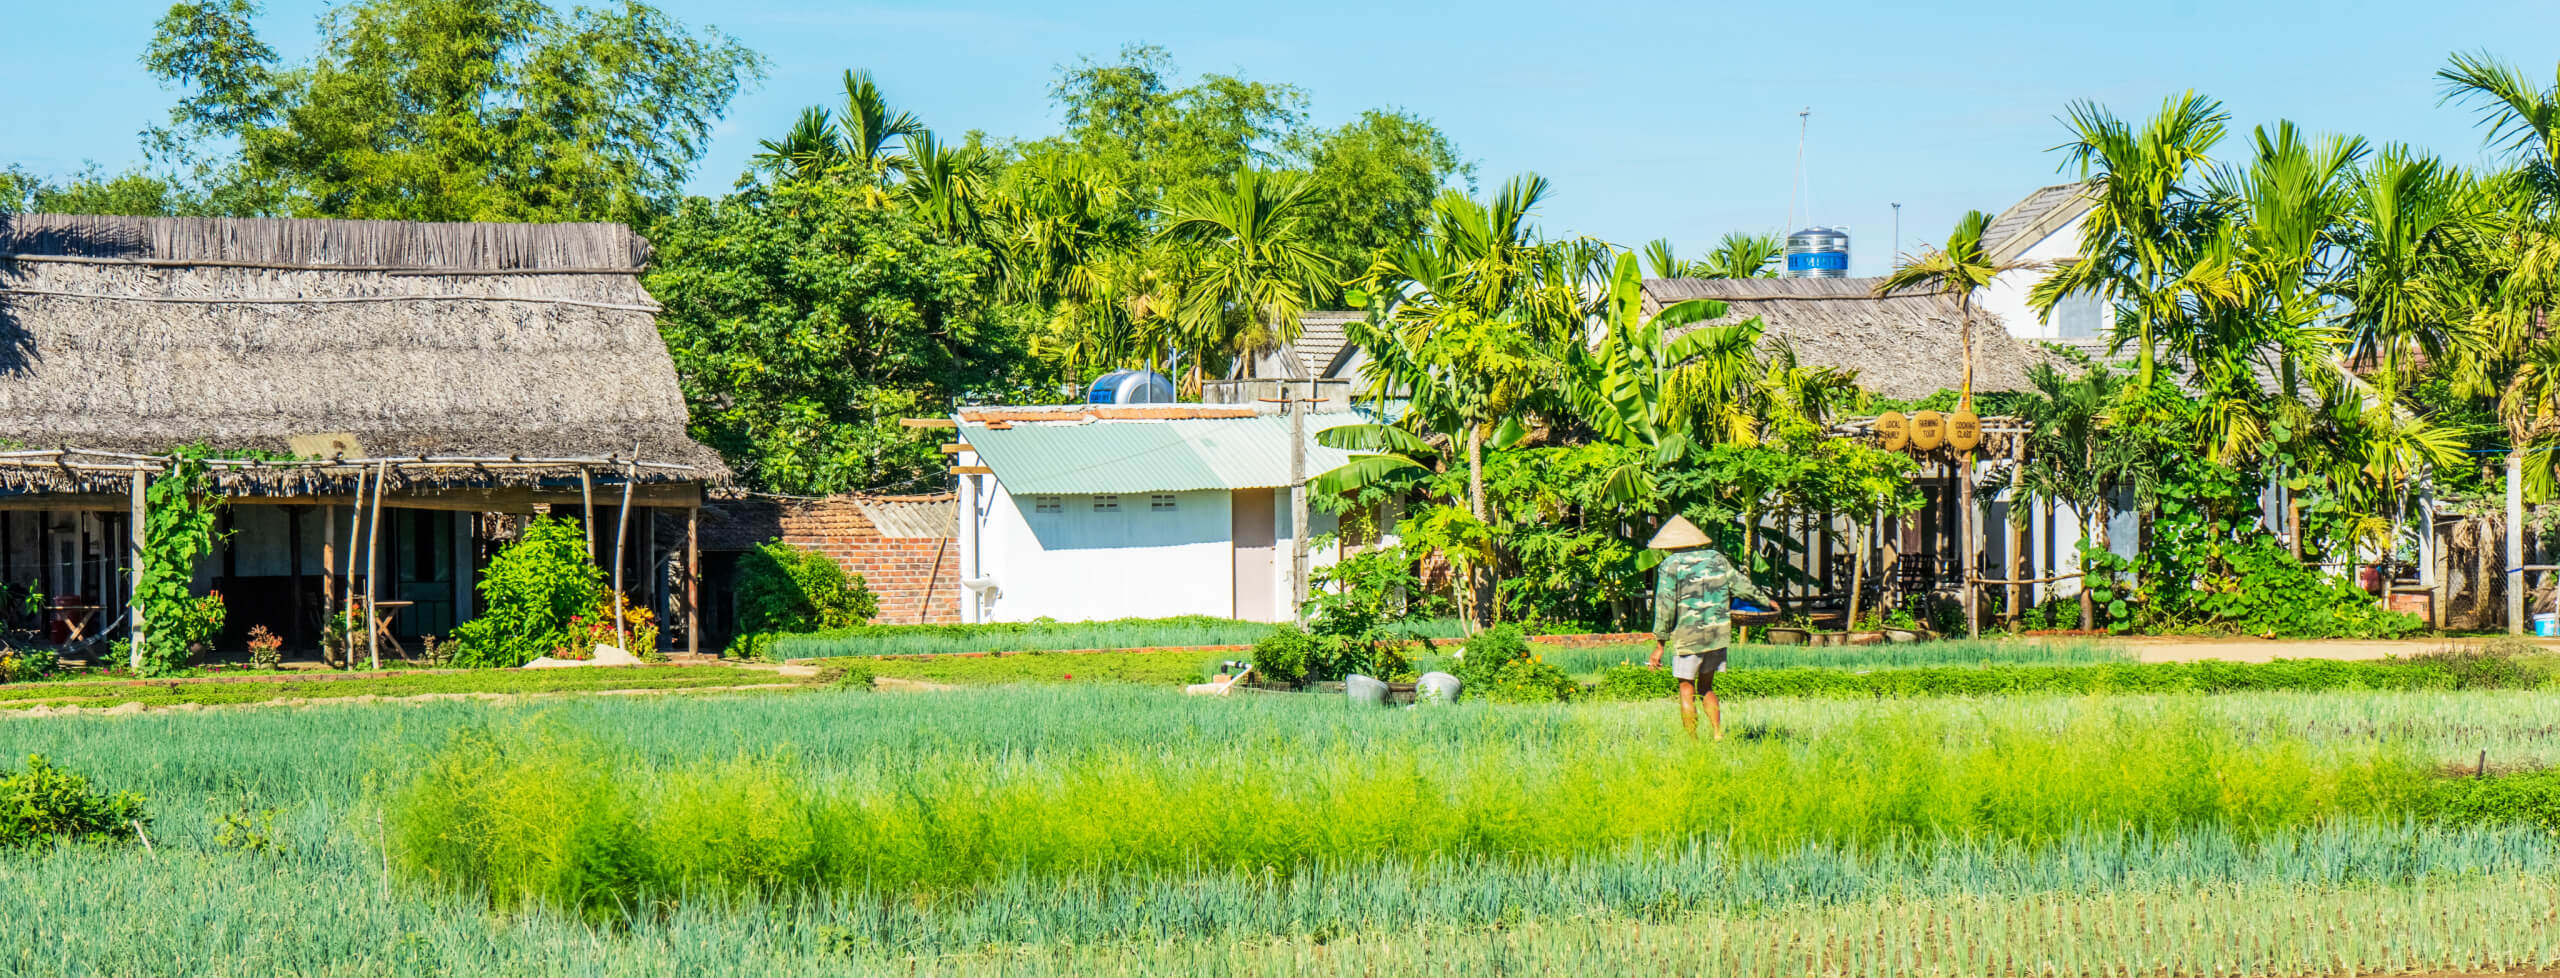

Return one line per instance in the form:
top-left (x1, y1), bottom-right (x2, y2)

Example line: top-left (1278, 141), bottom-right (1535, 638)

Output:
top-left (1976, 220), bottom-right (2108, 341)
top-left (956, 476), bottom-right (1345, 624)
top-left (973, 479), bottom-right (1239, 623)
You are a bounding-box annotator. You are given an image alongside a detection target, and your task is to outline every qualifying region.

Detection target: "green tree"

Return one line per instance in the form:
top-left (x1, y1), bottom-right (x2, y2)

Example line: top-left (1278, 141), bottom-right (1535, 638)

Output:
top-left (645, 178), bottom-right (1041, 494)
top-left (143, 0), bottom-right (763, 222)
top-left (1047, 44), bottom-right (1306, 211)
top-left (1158, 168), bottom-right (1338, 380)
top-left (2032, 93), bottom-right (2229, 389)
top-left (1289, 109), bottom-right (1470, 301)
top-left (1877, 209), bottom-right (2037, 411)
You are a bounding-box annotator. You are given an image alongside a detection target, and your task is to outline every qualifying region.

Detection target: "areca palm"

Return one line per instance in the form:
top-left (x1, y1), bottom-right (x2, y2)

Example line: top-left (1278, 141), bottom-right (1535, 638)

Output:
top-left (749, 107), bottom-right (843, 182)
top-left (1876, 209), bottom-right (2037, 410)
top-left (837, 69), bottom-right (923, 182)
top-left (2032, 93), bottom-right (2230, 389)
top-left (1158, 168), bottom-right (1339, 381)
top-left (896, 130), bottom-right (996, 245)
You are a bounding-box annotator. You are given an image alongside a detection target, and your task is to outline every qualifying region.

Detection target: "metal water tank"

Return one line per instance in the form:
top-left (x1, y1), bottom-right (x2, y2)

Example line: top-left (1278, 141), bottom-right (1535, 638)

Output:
top-left (1086, 369), bottom-right (1176, 404)
top-left (1783, 226), bottom-right (1851, 278)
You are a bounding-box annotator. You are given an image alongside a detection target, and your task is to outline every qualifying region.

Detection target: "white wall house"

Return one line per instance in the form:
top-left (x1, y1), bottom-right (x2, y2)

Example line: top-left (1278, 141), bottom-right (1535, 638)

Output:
top-left (951, 405), bottom-right (1366, 623)
top-left (1974, 183), bottom-right (2110, 345)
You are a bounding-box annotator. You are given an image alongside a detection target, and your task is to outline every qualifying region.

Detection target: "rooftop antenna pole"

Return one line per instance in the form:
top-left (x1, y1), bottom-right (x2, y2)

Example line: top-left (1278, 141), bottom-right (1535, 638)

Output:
top-left (1892, 202), bottom-right (1903, 266)
top-left (1788, 107), bottom-right (1811, 232)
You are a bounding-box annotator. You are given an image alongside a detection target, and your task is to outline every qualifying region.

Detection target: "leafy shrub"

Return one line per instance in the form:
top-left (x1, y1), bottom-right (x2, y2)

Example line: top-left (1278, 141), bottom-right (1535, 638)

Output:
top-left (214, 807), bottom-right (286, 854)
top-left (736, 541), bottom-right (877, 634)
top-left (0, 755), bottom-right (147, 848)
top-left (2411, 640), bottom-right (2546, 690)
top-left (2084, 539), bottom-right (2424, 639)
top-left (245, 625), bottom-right (284, 669)
top-left (1452, 624), bottom-right (1529, 691)
top-left (1482, 655), bottom-right (1577, 703)
top-left (1704, 657), bottom-right (2548, 700)
top-left (1593, 663), bottom-right (1678, 700)
top-left (1250, 625), bottom-right (1320, 686)
top-left (136, 456), bottom-right (227, 676)
top-left (449, 517), bottom-right (604, 668)
top-left (0, 644), bottom-right (58, 683)
top-left (2423, 768), bottom-right (2560, 834)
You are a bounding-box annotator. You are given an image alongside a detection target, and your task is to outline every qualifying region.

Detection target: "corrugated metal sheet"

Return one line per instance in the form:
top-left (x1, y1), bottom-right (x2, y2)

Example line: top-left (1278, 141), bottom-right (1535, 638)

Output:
top-left (857, 496), bottom-right (955, 538)
top-left (961, 413), bottom-right (1366, 494)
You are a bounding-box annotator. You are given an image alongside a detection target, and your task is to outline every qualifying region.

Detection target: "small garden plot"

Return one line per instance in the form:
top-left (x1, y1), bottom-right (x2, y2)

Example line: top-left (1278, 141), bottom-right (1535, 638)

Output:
top-left (3, 685), bottom-right (2557, 977)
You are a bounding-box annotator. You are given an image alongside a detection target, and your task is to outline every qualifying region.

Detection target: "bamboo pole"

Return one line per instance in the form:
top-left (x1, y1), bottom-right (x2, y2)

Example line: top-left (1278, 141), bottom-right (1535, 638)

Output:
top-left (613, 464), bottom-right (635, 654)
top-left (1959, 453), bottom-right (1978, 639)
top-left (578, 468), bottom-right (596, 562)
top-left (2508, 450), bottom-right (2526, 635)
top-left (365, 462), bottom-right (387, 671)
top-left (127, 468), bottom-right (145, 673)
top-left (323, 504), bottom-right (337, 665)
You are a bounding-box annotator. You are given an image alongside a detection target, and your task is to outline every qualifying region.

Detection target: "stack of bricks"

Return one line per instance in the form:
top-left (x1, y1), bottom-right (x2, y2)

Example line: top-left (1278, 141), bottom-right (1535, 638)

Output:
top-left (701, 494), bottom-right (960, 624)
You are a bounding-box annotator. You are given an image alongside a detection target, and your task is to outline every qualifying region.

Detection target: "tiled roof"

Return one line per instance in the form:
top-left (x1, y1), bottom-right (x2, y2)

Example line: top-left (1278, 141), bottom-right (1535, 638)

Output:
top-left (960, 412), bottom-right (1365, 494)
top-left (1980, 183), bottom-right (2095, 263)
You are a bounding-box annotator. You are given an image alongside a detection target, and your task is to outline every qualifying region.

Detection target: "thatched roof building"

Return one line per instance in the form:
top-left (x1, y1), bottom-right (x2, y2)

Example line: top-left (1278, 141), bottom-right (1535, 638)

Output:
top-left (0, 214), bottom-right (725, 493)
top-left (1640, 276), bottom-right (2041, 400)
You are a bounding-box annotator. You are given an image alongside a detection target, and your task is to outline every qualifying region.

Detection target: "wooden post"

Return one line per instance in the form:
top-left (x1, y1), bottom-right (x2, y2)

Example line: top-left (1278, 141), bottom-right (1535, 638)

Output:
top-left (127, 468), bottom-right (146, 672)
top-left (685, 505), bottom-right (700, 656)
top-left (1959, 453), bottom-right (1978, 639)
top-left (613, 464), bottom-right (635, 654)
top-left (364, 462), bottom-right (387, 670)
top-left (1290, 386), bottom-right (1310, 622)
top-left (578, 467), bottom-right (596, 562)
top-left (2508, 450), bottom-right (2526, 636)
top-left (322, 503), bottom-right (337, 664)
top-left (2009, 432), bottom-right (2027, 624)
top-left (286, 506), bottom-right (306, 652)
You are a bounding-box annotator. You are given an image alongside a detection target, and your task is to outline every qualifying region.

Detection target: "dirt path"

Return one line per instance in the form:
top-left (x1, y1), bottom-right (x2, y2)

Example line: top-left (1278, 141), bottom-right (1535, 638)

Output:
top-left (2116, 634), bottom-right (2553, 664)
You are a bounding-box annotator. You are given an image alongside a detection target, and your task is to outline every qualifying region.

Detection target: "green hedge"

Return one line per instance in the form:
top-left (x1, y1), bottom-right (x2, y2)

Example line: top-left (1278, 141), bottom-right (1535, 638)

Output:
top-left (1588, 656), bottom-right (2552, 702)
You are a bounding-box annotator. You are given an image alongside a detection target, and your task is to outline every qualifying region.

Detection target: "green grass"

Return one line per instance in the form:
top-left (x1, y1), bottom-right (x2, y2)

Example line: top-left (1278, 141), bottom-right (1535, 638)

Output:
top-left (856, 650), bottom-right (1226, 686)
top-left (4, 686), bottom-right (2559, 975)
top-left (1461, 637), bottom-right (2135, 678)
top-left (0, 664), bottom-right (792, 709)
top-left (768, 616), bottom-right (1470, 658)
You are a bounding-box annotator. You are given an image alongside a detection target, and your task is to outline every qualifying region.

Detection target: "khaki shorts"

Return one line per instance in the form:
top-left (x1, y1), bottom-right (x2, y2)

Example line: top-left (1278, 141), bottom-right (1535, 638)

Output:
top-left (1671, 648), bottom-right (1728, 682)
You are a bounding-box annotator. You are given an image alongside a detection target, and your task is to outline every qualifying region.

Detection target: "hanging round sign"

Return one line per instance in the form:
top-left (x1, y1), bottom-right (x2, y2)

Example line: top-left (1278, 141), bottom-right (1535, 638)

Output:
top-left (1948, 408), bottom-right (1982, 453)
top-left (1910, 410), bottom-right (1947, 451)
top-left (1874, 411), bottom-right (1909, 452)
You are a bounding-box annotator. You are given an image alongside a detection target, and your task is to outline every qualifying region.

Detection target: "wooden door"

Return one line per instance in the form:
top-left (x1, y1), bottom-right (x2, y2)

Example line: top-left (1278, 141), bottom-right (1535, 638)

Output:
top-left (1232, 489), bottom-right (1276, 621)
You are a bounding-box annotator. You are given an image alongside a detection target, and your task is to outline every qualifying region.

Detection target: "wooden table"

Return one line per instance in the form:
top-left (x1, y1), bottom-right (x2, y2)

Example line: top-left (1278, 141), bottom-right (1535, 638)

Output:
top-left (368, 601), bottom-right (413, 661)
top-left (50, 604), bottom-right (101, 644)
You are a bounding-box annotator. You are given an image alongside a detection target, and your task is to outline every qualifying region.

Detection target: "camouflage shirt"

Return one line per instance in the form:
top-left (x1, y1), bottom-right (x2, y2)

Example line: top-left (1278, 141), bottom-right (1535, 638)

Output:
top-left (1651, 548), bottom-right (1771, 655)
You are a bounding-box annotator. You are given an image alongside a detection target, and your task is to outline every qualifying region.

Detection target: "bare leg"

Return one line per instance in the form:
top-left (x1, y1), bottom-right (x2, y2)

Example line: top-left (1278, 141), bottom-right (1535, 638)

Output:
top-left (1676, 678), bottom-right (1699, 740)
top-left (1700, 689), bottom-right (1723, 740)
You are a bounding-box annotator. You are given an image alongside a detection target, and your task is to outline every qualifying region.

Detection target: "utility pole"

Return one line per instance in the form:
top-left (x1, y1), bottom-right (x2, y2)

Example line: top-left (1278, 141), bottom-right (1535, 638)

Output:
top-left (2508, 449), bottom-right (2526, 635)
top-left (1265, 384), bottom-right (1318, 622)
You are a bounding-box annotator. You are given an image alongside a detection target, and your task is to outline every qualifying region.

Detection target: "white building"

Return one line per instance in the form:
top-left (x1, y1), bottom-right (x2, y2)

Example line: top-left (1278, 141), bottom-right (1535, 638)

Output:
top-left (1974, 183), bottom-right (2110, 347)
top-left (949, 405), bottom-right (1369, 623)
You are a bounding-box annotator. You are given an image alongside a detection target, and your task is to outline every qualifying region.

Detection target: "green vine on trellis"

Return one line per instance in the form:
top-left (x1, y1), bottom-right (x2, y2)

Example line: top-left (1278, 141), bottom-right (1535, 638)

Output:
top-left (133, 452), bottom-right (227, 676)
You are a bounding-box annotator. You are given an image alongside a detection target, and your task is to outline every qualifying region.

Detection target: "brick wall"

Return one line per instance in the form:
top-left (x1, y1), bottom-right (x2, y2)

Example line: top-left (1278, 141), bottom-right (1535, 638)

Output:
top-left (701, 495), bottom-right (960, 625)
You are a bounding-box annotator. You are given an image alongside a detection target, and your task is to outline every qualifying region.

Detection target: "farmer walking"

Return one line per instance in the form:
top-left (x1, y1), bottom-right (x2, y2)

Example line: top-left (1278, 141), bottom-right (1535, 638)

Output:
top-left (1645, 516), bottom-right (1770, 741)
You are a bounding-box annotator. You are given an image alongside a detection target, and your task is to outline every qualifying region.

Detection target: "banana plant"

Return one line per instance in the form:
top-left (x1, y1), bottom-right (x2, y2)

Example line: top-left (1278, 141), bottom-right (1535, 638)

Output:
top-left (1560, 251), bottom-right (1774, 504)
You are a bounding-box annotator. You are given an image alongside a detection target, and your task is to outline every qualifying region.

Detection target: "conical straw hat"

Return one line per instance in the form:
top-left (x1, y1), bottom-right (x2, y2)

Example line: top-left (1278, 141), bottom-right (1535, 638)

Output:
top-left (1648, 515), bottom-right (1709, 550)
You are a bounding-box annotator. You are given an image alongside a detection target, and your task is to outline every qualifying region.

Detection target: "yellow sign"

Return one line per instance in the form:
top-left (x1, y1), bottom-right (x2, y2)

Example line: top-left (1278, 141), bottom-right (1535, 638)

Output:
top-left (1910, 410), bottom-right (1946, 451)
top-left (1948, 408), bottom-right (1982, 453)
top-left (1874, 411), bottom-right (1909, 451)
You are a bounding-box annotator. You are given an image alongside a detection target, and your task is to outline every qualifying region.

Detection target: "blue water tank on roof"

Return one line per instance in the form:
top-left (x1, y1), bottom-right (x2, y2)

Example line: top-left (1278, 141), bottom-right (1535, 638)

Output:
top-left (1087, 369), bottom-right (1176, 404)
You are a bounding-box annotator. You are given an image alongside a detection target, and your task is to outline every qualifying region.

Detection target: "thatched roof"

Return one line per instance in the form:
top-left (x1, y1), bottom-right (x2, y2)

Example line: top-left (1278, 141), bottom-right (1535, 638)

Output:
top-left (0, 214), bottom-right (724, 493)
top-left (1640, 276), bottom-right (2040, 400)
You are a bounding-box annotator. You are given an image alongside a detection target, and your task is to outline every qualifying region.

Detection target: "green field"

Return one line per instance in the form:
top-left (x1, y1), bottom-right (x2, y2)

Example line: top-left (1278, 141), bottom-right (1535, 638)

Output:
top-left (2, 681), bottom-right (2557, 976)
top-left (0, 664), bottom-right (797, 709)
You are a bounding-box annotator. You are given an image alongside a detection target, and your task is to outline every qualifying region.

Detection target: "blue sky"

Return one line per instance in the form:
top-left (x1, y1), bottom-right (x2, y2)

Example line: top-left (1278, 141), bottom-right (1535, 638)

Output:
top-left (4, 0), bottom-right (2555, 276)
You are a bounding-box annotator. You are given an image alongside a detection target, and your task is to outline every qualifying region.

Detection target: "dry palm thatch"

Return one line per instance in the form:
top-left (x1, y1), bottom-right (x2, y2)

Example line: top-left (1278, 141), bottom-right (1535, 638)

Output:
top-left (0, 214), bottom-right (724, 494)
top-left (1639, 276), bottom-right (2041, 401)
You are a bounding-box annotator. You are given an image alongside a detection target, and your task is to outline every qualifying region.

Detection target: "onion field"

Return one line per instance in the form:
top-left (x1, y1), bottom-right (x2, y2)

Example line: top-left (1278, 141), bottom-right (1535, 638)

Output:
top-left (2, 683), bottom-right (2556, 976)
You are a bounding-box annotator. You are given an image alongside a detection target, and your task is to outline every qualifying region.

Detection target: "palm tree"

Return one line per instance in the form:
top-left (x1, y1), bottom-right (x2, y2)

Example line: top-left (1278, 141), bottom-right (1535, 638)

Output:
top-left (1158, 169), bottom-right (1338, 382)
top-left (1639, 232), bottom-right (1782, 279)
top-left (896, 130), bottom-right (996, 245)
top-left (2032, 93), bottom-right (2230, 389)
top-left (749, 107), bottom-right (843, 182)
top-left (837, 69), bottom-right (924, 182)
top-left (1875, 210), bottom-right (2037, 411)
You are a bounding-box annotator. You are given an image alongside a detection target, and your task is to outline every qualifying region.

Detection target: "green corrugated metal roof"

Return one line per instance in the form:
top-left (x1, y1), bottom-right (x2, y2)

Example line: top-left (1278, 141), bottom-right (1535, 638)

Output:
top-left (962, 414), bottom-right (1365, 494)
